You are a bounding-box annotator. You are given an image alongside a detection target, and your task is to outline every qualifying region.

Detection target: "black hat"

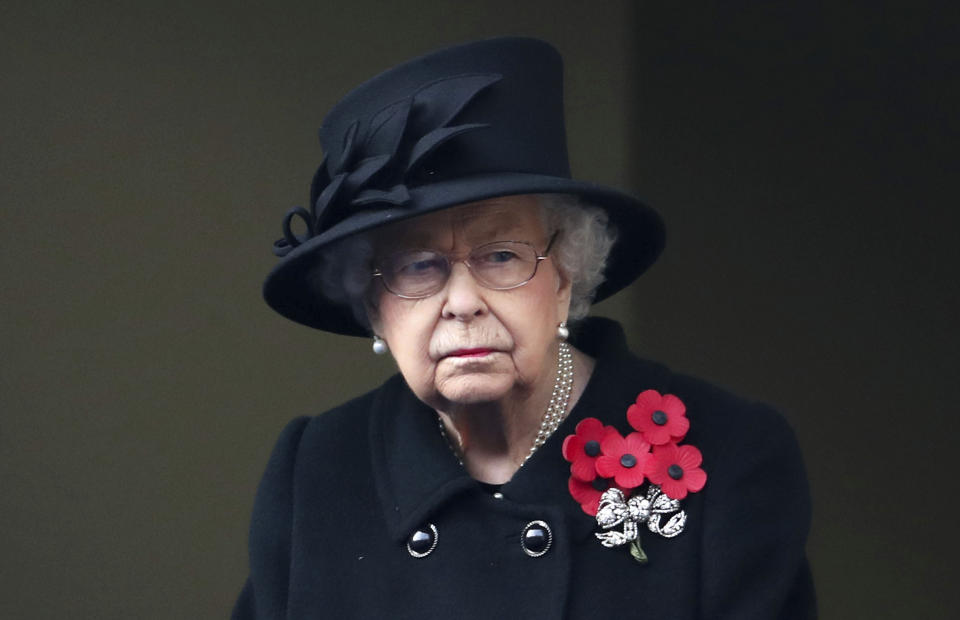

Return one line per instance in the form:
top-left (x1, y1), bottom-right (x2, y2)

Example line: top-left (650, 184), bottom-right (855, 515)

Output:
top-left (263, 37), bottom-right (665, 335)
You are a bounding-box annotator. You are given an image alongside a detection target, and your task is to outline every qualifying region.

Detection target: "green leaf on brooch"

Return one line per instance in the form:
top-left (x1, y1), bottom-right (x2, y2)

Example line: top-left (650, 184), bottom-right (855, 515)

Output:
top-left (629, 539), bottom-right (648, 564)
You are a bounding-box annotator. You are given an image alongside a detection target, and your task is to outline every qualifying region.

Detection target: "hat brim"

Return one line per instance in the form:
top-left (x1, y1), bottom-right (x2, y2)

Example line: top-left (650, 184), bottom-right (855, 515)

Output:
top-left (262, 172), bottom-right (665, 336)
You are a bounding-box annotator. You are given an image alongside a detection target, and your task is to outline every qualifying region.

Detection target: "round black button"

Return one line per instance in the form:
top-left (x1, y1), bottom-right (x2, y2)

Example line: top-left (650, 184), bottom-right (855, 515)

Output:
top-left (406, 523), bottom-right (438, 558)
top-left (591, 477), bottom-right (610, 492)
top-left (668, 464), bottom-right (684, 480)
top-left (521, 520), bottom-right (552, 557)
top-left (620, 453), bottom-right (637, 468)
top-left (652, 410), bottom-right (669, 425)
top-left (584, 440), bottom-right (601, 457)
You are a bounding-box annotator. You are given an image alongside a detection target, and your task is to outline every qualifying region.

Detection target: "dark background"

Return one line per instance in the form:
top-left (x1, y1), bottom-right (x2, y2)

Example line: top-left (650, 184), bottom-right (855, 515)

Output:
top-left (2, 1), bottom-right (956, 618)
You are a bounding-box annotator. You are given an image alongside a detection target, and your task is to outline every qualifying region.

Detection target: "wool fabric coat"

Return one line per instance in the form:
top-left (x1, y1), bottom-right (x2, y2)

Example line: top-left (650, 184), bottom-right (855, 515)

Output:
top-left (233, 319), bottom-right (815, 619)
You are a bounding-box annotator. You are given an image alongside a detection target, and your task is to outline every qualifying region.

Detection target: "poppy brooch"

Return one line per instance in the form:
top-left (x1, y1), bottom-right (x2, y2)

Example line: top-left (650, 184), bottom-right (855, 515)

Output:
top-left (561, 390), bottom-right (707, 563)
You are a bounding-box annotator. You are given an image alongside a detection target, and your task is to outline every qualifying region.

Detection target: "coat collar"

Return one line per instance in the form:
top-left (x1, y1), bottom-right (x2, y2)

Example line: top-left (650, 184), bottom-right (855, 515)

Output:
top-left (369, 318), bottom-right (670, 544)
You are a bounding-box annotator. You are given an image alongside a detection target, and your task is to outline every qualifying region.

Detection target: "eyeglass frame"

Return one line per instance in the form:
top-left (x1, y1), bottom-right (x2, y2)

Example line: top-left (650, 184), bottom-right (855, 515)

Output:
top-left (371, 232), bottom-right (559, 299)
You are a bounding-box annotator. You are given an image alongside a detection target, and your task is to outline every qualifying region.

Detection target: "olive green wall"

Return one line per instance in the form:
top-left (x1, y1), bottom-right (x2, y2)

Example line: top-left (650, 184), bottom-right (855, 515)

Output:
top-left (1, 1), bottom-right (955, 618)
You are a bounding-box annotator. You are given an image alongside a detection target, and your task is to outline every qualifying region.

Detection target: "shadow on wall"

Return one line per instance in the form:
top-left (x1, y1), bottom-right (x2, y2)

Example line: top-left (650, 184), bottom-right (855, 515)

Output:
top-left (627, 4), bottom-right (957, 619)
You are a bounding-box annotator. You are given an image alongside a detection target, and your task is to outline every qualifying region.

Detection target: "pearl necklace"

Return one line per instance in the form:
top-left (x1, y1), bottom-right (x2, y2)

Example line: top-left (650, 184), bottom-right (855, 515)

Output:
top-left (438, 341), bottom-right (575, 467)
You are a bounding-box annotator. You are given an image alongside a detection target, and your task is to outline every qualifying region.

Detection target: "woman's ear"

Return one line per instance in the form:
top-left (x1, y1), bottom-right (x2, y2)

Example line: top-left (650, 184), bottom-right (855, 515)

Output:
top-left (554, 266), bottom-right (572, 322)
top-left (365, 299), bottom-right (382, 335)
top-left (363, 281), bottom-right (384, 334)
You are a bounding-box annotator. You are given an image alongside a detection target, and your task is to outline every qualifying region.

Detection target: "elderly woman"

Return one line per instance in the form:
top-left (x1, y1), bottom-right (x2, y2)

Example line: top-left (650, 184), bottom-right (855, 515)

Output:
top-left (233, 38), bottom-right (814, 619)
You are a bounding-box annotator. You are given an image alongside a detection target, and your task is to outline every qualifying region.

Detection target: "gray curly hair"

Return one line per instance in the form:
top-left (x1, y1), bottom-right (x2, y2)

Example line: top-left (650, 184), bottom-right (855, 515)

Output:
top-left (310, 193), bottom-right (617, 332)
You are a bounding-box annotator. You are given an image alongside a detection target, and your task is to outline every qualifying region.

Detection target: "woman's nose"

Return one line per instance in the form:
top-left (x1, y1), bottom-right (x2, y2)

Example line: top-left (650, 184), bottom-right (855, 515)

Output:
top-left (440, 262), bottom-right (487, 320)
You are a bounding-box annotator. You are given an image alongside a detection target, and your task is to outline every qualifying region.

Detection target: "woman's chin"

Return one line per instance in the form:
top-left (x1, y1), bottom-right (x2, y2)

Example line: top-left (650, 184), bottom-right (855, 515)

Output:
top-left (435, 373), bottom-right (515, 406)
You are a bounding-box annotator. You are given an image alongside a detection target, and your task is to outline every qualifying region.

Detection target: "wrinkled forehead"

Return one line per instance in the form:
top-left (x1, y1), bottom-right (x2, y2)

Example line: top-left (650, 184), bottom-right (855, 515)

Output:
top-left (372, 195), bottom-right (545, 251)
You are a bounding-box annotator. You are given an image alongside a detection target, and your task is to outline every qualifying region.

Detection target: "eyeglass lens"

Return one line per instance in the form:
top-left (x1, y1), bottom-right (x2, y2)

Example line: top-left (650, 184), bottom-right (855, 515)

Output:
top-left (379, 241), bottom-right (542, 298)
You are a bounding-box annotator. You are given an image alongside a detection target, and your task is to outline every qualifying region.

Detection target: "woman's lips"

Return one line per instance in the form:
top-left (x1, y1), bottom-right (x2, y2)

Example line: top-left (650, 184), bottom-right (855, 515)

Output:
top-left (446, 348), bottom-right (495, 358)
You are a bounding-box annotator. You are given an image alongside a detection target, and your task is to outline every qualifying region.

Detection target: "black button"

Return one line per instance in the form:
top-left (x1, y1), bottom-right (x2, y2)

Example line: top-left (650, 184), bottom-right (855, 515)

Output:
top-left (652, 410), bottom-right (668, 425)
top-left (620, 453), bottom-right (637, 468)
top-left (668, 464), bottom-right (684, 480)
top-left (521, 520), bottom-right (552, 557)
top-left (591, 478), bottom-right (610, 492)
top-left (584, 440), bottom-right (601, 456)
top-left (407, 523), bottom-right (438, 558)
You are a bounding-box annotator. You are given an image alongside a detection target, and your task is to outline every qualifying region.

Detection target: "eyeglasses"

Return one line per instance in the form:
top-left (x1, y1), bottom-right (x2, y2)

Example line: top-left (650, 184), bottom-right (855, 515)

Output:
top-left (372, 234), bottom-right (556, 299)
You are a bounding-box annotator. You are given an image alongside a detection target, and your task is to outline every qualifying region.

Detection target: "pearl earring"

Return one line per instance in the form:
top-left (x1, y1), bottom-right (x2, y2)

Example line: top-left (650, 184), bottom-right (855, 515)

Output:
top-left (372, 336), bottom-right (388, 355)
top-left (557, 321), bottom-right (569, 341)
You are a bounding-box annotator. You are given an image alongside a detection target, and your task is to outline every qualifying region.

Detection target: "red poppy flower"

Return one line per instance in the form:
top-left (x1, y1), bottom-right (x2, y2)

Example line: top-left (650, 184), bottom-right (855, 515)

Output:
top-left (562, 417), bottom-right (615, 482)
top-left (568, 476), bottom-right (624, 516)
top-left (645, 443), bottom-right (707, 500)
top-left (628, 390), bottom-right (690, 445)
top-left (595, 431), bottom-right (652, 489)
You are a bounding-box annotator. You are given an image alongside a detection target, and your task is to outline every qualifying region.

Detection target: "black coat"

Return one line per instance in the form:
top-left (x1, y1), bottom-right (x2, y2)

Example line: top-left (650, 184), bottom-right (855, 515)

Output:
top-left (233, 319), bottom-right (814, 619)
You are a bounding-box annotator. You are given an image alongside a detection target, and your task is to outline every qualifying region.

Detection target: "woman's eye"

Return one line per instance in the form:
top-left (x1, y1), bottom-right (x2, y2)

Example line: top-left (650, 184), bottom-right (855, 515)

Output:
top-left (409, 259), bottom-right (438, 272)
top-left (478, 250), bottom-right (519, 264)
top-left (396, 254), bottom-right (444, 275)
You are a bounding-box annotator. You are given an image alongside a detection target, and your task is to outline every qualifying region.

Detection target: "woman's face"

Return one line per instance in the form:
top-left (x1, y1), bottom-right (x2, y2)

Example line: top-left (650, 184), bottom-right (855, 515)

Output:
top-left (369, 195), bottom-right (571, 411)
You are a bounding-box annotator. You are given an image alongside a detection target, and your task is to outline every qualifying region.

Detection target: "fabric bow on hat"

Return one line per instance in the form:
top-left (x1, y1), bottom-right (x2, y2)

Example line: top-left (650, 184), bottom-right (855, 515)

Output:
top-left (272, 73), bottom-right (502, 257)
